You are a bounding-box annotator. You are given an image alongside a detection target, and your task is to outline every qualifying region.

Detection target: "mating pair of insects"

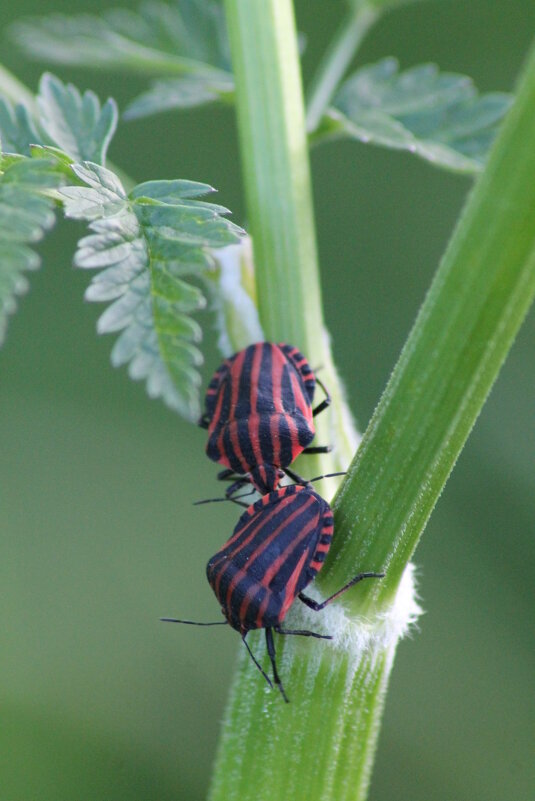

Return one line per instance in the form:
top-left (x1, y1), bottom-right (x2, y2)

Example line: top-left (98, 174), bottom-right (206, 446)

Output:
top-left (163, 342), bottom-right (383, 702)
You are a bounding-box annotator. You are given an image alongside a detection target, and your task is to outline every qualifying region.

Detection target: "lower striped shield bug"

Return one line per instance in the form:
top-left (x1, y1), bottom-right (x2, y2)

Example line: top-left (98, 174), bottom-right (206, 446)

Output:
top-left (162, 485), bottom-right (383, 702)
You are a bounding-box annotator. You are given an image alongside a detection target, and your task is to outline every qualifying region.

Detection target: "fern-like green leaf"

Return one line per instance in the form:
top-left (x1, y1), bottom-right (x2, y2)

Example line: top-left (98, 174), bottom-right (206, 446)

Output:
top-left (314, 58), bottom-right (512, 173)
top-left (0, 74), bottom-right (117, 166)
top-left (124, 74), bottom-right (233, 119)
top-left (60, 163), bottom-right (242, 420)
top-left (0, 100), bottom-right (40, 156)
top-left (11, 1), bottom-right (231, 79)
top-left (11, 1), bottom-right (232, 118)
top-left (37, 74), bottom-right (118, 164)
top-left (0, 155), bottom-right (63, 345)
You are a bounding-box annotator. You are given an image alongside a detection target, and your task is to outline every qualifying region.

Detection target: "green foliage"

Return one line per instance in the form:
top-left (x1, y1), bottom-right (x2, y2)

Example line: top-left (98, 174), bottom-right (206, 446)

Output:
top-left (0, 155), bottom-right (63, 345)
top-left (11, 1), bottom-right (233, 118)
top-left (0, 75), bottom-right (117, 347)
top-left (314, 58), bottom-right (512, 173)
top-left (61, 163), bottom-right (242, 420)
top-left (123, 74), bottom-right (233, 119)
top-left (37, 74), bottom-right (118, 164)
top-left (0, 74), bottom-right (117, 165)
top-left (0, 100), bottom-right (40, 156)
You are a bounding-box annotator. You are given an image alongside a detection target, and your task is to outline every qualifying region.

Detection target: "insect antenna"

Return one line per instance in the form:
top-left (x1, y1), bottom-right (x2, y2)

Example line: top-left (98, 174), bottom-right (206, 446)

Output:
top-left (160, 618), bottom-right (228, 626)
top-left (284, 467), bottom-right (347, 486)
top-left (307, 471), bottom-right (347, 483)
top-left (193, 488), bottom-right (256, 507)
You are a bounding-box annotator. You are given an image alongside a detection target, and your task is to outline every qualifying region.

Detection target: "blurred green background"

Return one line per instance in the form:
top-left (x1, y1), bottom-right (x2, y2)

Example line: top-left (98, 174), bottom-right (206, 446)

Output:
top-left (1, 1), bottom-right (534, 799)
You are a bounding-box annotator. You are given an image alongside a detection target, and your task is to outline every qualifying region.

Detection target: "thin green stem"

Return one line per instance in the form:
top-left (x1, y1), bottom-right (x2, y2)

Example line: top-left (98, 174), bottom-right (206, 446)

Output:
top-left (306, 4), bottom-right (379, 133)
top-left (223, 0), bottom-right (358, 475)
top-left (224, 0), bottom-right (321, 350)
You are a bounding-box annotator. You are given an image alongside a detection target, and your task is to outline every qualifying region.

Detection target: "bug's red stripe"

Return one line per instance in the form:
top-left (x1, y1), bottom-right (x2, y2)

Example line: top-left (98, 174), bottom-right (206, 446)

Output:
top-left (271, 348), bottom-right (285, 415)
top-left (209, 375), bottom-right (227, 436)
top-left (249, 344), bottom-right (263, 416)
top-left (239, 581), bottom-right (263, 627)
top-left (255, 591), bottom-right (271, 629)
top-left (248, 345), bottom-right (264, 466)
top-left (291, 370), bottom-right (312, 421)
top-left (225, 350), bottom-right (249, 469)
top-left (286, 413), bottom-right (302, 462)
top-left (269, 415), bottom-right (281, 467)
top-left (279, 549), bottom-right (313, 620)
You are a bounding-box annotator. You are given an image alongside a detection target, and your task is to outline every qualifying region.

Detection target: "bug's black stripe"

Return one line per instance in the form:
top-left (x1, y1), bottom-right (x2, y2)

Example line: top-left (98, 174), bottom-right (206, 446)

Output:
top-left (279, 342), bottom-right (316, 404)
top-left (236, 418), bottom-right (258, 475)
top-left (256, 342), bottom-right (274, 414)
top-left (277, 414), bottom-right (293, 469)
top-left (222, 425), bottom-right (242, 474)
top-left (280, 362), bottom-right (296, 414)
top-left (295, 413), bottom-right (315, 449)
top-left (258, 345), bottom-right (275, 464)
top-left (235, 344), bottom-right (255, 419)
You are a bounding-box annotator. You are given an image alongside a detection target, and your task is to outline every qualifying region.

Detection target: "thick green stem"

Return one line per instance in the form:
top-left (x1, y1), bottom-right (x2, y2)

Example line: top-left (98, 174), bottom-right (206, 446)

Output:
top-left (306, 4), bottom-right (379, 133)
top-left (321, 40), bottom-right (535, 614)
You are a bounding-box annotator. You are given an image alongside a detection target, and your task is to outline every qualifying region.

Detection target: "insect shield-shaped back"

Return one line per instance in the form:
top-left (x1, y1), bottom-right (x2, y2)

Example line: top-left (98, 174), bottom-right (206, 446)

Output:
top-left (206, 484), bottom-right (333, 633)
top-left (200, 342), bottom-right (320, 492)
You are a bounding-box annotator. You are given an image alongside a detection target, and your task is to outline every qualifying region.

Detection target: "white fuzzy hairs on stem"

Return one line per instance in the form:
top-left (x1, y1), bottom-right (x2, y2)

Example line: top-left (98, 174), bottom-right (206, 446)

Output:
top-left (282, 562), bottom-right (423, 667)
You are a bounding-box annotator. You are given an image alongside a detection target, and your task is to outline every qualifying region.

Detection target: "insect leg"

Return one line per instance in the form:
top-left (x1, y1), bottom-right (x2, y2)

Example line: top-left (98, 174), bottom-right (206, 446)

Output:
top-left (283, 467), bottom-right (310, 486)
top-left (301, 445), bottom-right (332, 455)
top-left (198, 413), bottom-right (211, 429)
top-left (298, 572), bottom-right (385, 611)
top-left (217, 468), bottom-right (239, 481)
top-left (274, 626), bottom-right (332, 640)
top-left (312, 377), bottom-right (332, 418)
top-left (242, 634), bottom-right (273, 690)
top-left (265, 628), bottom-right (289, 703)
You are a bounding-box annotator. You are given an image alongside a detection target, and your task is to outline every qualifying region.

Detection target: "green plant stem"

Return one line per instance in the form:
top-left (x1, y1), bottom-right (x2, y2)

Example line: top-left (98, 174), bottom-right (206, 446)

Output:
top-left (224, 0), bottom-right (321, 350)
top-left (223, 0), bottom-right (358, 475)
top-left (306, 4), bottom-right (379, 133)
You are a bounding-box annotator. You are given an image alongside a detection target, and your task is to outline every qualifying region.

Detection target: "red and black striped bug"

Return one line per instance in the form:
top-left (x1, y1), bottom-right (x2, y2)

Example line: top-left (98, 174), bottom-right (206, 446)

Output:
top-left (162, 484), bottom-right (383, 702)
top-left (198, 342), bottom-right (331, 496)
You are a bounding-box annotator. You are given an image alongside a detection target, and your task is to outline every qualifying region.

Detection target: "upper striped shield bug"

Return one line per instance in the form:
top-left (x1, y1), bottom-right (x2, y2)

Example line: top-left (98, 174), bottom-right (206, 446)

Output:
top-left (199, 342), bottom-right (331, 496)
top-left (163, 484), bottom-right (384, 702)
